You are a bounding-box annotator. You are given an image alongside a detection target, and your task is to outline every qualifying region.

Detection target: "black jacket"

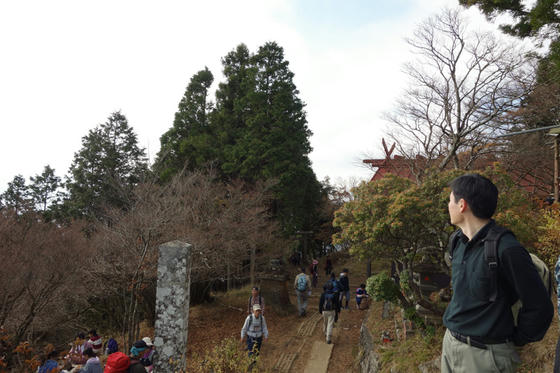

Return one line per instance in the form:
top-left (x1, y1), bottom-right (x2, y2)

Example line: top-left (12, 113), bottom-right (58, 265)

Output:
top-left (319, 291), bottom-right (341, 321)
top-left (443, 221), bottom-right (553, 346)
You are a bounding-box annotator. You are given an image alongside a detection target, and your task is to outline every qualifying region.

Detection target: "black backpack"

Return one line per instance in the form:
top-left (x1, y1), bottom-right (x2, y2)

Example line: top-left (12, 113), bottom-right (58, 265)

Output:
top-left (448, 225), bottom-right (553, 303)
top-left (323, 292), bottom-right (335, 311)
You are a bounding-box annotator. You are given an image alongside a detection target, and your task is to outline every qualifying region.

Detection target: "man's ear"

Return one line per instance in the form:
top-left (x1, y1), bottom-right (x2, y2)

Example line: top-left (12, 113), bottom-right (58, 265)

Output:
top-left (459, 198), bottom-right (468, 213)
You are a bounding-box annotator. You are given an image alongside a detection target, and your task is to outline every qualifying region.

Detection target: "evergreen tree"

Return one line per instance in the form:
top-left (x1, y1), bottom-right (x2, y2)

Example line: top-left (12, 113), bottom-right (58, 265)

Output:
top-left (215, 42), bottom-right (322, 234)
top-left (460, 0), bottom-right (560, 37)
top-left (66, 111), bottom-right (148, 219)
top-left (29, 165), bottom-right (62, 213)
top-left (1, 175), bottom-right (31, 214)
top-left (156, 67), bottom-right (215, 181)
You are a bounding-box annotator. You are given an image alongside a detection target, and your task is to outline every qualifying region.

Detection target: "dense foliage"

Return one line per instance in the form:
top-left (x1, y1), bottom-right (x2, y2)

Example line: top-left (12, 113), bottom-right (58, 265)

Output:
top-left (334, 166), bottom-right (542, 314)
top-left (156, 42), bottom-right (322, 235)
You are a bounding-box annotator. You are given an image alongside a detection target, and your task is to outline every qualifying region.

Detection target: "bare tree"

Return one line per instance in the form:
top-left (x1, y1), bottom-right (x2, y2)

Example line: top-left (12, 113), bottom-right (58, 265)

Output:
top-left (384, 8), bottom-right (534, 176)
top-left (88, 169), bottom-right (280, 350)
top-left (0, 211), bottom-right (90, 350)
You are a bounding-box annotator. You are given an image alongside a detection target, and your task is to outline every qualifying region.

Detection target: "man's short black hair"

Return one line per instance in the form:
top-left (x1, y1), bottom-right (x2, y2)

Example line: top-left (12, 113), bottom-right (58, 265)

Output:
top-left (449, 174), bottom-right (498, 219)
top-left (300, 267), bottom-right (306, 273)
top-left (84, 348), bottom-right (96, 358)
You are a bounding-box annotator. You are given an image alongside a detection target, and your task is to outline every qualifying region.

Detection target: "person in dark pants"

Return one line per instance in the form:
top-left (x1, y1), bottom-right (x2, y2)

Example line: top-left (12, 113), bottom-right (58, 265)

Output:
top-left (325, 256), bottom-right (333, 276)
top-left (240, 304), bottom-right (269, 357)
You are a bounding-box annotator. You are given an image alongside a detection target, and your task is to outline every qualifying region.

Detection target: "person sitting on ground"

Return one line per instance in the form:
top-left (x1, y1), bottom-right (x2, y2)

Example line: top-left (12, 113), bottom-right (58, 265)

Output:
top-left (38, 350), bottom-right (59, 373)
top-left (66, 332), bottom-right (90, 365)
top-left (339, 269), bottom-right (350, 310)
top-left (60, 360), bottom-right (74, 373)
top-left (247, 286), bottom-right (265, 315)
top-left (105, 337), bottom-right (118, 355)
top-left (103, 351), bottom-right (130, 373)
top-left (319, 281), bottom-right (341, 344)
top-left (77, 348), bottom-right (102, 373)
top-left (294, 267), bottom-right (311, 316)
top-left (129, 340), bottom-right (148, 373)
top-left (356, 283), bottom-right (369, 310)
top-left (140, 337), bottom-right (155, 373)
top-left (87, 329), bottom-right (103, 355)
top-left (240, 304), bottom-right (269, 358)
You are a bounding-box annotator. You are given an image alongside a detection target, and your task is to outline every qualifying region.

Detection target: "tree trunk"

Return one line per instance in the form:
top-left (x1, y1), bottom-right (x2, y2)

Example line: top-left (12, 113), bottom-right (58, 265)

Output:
top-left (227, 260), bottom-right (231, 292)
top-left (250, 245), bottom-right (256, 287)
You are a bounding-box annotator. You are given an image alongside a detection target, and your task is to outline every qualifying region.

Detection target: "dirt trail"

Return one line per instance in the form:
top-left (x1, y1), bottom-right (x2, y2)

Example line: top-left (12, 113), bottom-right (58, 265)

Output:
top-left (262, 258), bottom-right (369, 373)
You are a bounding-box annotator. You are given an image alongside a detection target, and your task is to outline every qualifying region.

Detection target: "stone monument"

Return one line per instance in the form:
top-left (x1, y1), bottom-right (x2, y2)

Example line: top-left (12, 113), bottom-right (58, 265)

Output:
top-left (153, 240), bottom-right (192, 373)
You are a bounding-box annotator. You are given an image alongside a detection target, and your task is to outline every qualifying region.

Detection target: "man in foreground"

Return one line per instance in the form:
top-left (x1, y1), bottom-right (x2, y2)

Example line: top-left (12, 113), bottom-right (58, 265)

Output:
top-left (442, 174), bottom-right (553, 372)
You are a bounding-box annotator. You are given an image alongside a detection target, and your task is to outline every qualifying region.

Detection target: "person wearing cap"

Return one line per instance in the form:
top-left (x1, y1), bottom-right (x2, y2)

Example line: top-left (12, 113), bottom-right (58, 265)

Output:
top-left (247, 286), bottom-right (265, 315)
top-left (129, 341), bottom-right (148, 373)
top-left (240, 304), bottom-right (269, 357)
top-left (140, 337), bottom-right (155, 372)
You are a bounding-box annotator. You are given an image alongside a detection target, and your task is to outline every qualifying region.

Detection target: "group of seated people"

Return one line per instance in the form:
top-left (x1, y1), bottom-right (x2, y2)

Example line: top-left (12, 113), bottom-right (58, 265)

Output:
top-left (37, 329), bottom-right (156, 373)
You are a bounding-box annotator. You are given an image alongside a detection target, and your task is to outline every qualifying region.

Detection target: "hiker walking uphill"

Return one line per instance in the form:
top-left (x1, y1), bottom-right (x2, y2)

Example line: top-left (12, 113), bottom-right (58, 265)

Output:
top-left (319, 281), bottom-right (341, 344)
top-left (442, 174), bottom-right (553, 373)
top-left (247, 286), bottom-right (265, 315)
top-left (241, 304), bottom-right (269, 357)
top-left (339, 269), bottom-right (350, 310)
top-left (294, 267), bottom-right (311, 316)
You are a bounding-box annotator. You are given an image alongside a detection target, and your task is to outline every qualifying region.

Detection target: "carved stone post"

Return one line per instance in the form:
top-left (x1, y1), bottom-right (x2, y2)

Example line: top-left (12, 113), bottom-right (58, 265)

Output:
top-left (153, 241), bottom-right (192, 373)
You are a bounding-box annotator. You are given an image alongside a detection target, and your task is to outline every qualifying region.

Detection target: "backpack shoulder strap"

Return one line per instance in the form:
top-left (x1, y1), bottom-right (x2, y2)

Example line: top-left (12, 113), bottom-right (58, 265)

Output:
top-left (484, 225), bottom-right (512, 302)
top-left (447, 229), bottom-right (462, 260)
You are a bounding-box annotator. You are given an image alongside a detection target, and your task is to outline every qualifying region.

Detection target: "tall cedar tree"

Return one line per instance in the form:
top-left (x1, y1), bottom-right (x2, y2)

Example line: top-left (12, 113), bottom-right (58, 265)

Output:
top-left (215, 42), bottom-right (322, 235)
top-left (156, 67), bottom-right (215, 181)
top-left (157, 43), bottom-right (322, 235)
top-left (29, 165), bottom-right (62, 213)
top-left (1, 175), bottom-right (31, 215)
top-left (66, 111), bottom-right (148, 219)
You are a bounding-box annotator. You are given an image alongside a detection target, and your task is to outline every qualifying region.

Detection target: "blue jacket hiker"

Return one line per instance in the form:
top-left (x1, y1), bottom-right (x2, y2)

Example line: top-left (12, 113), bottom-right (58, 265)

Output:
top-left (240, 304), bottom-right (269, 357)
top-left (319, 281), bottom-right (341, 344)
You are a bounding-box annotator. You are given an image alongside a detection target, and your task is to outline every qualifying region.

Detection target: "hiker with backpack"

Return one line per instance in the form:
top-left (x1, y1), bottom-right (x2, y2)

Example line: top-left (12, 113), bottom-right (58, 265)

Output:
top-left (247, 286), bottom-right (265, 315)
top-left (441, 174), bottom-right (553, 373)
top-left (294, 267), bottom-right (311, 316)
top-left (319, 281), bottom-right (341, 344)
top-left (240, 304), bottom-right (269, 357)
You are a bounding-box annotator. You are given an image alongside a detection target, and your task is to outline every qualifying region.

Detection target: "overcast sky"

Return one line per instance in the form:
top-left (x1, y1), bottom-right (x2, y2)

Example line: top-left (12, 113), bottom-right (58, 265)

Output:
top-left (0, 0), bottom-right (491, 192)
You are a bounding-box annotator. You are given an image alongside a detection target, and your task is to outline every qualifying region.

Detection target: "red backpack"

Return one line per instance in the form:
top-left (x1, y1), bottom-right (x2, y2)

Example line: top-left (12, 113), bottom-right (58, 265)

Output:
top-left (104, 352), bottom-right (130, 373)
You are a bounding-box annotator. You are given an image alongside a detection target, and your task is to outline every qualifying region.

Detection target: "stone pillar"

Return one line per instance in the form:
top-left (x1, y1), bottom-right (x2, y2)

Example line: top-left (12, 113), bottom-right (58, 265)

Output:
top-left (153, 241), bottom-right (192, 373)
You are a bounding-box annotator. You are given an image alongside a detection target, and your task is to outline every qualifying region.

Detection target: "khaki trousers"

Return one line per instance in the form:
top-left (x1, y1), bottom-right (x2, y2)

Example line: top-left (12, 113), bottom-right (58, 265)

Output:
top-left (441, 329), bottom-right (520, 373)
top-left (322, 310), bottom-right (335, 342)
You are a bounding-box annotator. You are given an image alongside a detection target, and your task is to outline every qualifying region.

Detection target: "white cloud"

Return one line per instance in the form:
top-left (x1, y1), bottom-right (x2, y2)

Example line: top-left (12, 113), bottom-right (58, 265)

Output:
top-left (0, 0), bottom-right (511, 191)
